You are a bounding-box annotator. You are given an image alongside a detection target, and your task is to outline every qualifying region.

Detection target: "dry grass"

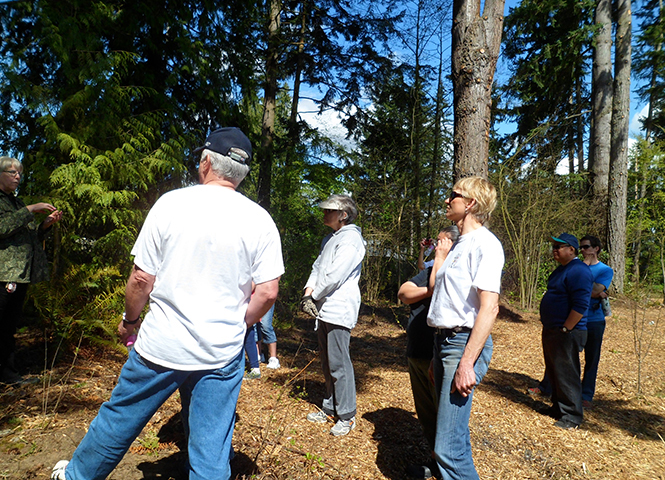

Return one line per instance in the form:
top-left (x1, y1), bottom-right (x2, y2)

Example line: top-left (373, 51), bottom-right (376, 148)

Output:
top-left (0, 298), bottom-right (663, 479)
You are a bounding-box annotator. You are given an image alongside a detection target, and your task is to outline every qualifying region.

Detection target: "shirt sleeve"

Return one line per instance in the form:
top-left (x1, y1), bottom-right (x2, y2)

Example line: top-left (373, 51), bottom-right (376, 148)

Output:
top-left (595, 264), bottom-right (614, 290)
top-left (569, 263), bottom-right (594, 315)
top-left (251, 221), bottom-right (285, 284)
top-left (473, 236), bottom-right (505, 294)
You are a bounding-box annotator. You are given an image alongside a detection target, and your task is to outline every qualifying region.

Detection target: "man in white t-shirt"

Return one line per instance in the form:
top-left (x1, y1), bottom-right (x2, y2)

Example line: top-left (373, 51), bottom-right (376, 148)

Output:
top-left (52, 127), bottom-right (284, 480)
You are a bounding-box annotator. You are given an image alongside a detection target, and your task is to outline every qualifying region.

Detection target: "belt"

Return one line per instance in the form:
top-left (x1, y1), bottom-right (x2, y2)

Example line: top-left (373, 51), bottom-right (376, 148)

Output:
top-left (435, 326), bottom-right (472, 338)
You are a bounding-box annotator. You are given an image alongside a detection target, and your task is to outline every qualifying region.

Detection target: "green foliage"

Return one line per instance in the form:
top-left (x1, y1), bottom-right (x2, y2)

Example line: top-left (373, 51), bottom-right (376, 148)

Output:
top-left (499, 0), bottom-right (596, 171)
top-left (626, 138), bottom-right (665, 287)
top-left (492, 163), bottom-right (603, 310)
top-left (634, 0), bottom-right (665, 139)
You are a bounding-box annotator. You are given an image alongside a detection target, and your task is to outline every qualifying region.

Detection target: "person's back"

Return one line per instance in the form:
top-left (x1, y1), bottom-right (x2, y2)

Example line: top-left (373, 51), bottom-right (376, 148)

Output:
top-left (133, 184), bottom-right (279, 369)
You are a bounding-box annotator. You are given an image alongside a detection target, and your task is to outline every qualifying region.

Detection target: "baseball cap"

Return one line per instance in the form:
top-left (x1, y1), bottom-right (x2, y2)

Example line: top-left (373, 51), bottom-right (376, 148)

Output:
top-left (551, 233), bottom-right (579, 250)
top-left (193, 127), bottom-right (252, 165)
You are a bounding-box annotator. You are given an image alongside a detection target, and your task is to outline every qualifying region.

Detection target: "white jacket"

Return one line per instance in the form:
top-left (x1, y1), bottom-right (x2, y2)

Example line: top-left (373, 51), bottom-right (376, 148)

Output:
top-left (305, 224), bottom-right (366, 329)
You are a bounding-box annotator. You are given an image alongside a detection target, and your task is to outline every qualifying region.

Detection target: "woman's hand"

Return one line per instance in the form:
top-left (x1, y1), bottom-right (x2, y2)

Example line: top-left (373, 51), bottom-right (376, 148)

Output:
top-left (26, 202), bottom-right (56, 214)
top-left (40, 210), bottom-right (63, 230)
top-left (434, 236), bottom-right (453, 260)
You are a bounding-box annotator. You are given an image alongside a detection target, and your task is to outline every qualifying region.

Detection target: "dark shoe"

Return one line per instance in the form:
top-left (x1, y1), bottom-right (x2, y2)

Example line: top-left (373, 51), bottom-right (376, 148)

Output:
top-left (0, 366), bottom-right (24, 385)
top-left (406, 460), bottom-right (438, 479)
top-left (537, 405), bottom-right (561, 419)
top-left (582, 400), bottom-right (593, 409)
top-left (554, 419), bottom-right (580, 430)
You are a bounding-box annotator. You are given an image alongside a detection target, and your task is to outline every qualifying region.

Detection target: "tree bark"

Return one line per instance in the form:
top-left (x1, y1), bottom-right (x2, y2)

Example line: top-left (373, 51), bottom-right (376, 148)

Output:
top-left (451, 0), bottom-right (505, 181)
top-left (258, 0), bottom-right (282, 211)
top-left (608, 0), bottom-right (631, 294)
top-left (590, 0), bottom-right (613, 198)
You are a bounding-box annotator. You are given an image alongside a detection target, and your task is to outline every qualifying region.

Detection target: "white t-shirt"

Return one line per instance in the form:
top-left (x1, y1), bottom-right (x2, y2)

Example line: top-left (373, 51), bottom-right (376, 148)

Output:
top-left (131, 185), bottom-right (284, 370)
top-left (427, 226), bottom-right (504, 329)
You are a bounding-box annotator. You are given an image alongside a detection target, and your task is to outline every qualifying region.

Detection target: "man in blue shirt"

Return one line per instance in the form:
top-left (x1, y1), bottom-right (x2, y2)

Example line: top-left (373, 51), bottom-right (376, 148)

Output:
top-left (539, 233), bottom-right (593, 429)
top-left (579, 235), bottom-right (614, 408)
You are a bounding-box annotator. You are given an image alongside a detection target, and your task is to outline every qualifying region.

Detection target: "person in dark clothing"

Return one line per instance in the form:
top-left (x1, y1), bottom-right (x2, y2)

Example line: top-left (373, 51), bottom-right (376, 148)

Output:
top-left (0, 156), bottom-right (62, 384)
top-left (398, 225), bottom-right (459, 479)
top-left (539, 233), bottom-right (593, 429)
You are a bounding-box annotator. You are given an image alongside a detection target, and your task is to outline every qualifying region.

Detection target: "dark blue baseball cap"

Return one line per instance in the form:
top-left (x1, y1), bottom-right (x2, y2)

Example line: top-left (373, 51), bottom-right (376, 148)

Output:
top-left (194, 127), bottom-right (252, 166)
top-left (551, 233), bottom-right (579, 250)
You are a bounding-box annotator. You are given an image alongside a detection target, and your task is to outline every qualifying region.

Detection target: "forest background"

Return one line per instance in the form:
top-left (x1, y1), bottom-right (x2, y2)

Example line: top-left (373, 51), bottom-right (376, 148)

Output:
top-left (0, 0), bottom-right (663, 350)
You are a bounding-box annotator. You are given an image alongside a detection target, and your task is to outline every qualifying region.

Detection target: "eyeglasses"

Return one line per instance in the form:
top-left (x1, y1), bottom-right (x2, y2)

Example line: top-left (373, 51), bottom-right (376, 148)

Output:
top-left (449, 191), bottom-right (466, 202)
top-left (580, 245), bottom-right (593, 250)
top-left (2, 170), bottom-right (21, 177)
top-left (552, 244), bottom-right (570, 250)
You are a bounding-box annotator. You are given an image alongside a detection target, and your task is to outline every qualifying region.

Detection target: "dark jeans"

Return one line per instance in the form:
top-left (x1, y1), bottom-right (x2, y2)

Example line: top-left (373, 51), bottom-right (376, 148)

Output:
top-left (0, 282), bottom-right (28, 368)
top-left (542, 327), bottom-right (587, 425)
top-left (582, 321), bottom-right (606, 402)
top-left (408, 356), bottom-right (438, 451)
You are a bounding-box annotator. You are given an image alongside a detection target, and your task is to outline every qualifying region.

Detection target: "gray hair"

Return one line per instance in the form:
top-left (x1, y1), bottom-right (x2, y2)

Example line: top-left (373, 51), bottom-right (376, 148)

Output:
top-left (330, 194), bottom-right (359, 225)
top-left (0, 156), bottom-right (21, 172)
top-left (441, 225), bottom-right (460, 243)
top-left (201, 149), bottom-right (250, 183)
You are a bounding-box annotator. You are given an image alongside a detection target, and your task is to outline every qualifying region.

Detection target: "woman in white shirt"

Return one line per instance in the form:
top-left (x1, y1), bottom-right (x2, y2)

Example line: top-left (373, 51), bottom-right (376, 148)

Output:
top-left (427, 176), bottom-right (504, 480)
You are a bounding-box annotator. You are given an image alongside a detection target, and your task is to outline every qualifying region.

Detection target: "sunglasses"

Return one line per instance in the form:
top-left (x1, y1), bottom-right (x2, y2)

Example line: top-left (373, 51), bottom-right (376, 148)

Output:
top-left (449, 191), bottom-right (465, 202)
top-left (580, 245), bottom-right (594, 250)
top-left (552, 244), bottom-right (570, 250)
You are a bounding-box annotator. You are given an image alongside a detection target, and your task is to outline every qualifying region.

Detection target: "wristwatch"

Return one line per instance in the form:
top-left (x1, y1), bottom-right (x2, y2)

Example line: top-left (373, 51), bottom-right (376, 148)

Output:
top-left (122, 312), bottom-right (140, 325)
top-left (560, 326), bottom-right (570, 333)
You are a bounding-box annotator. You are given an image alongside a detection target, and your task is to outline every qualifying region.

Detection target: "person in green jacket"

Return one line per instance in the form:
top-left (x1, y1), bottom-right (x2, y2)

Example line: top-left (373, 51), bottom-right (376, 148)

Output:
top-left (0, 156), bottom-right (62, 384)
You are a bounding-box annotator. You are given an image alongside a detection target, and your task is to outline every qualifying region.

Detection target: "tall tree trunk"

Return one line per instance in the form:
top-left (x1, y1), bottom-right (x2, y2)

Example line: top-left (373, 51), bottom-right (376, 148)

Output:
top-left (451, 0), bottom-right (505, 181)
top-left (590, 0), bottom-right (613, 198)
top-left (576, 79), bottom-right (585, 172)
top-left (608, 0), bottom-right (632, 294)
top-left (289, 0), bottom-right (307, 145)
top-left (428, 28), bottom-right (446, 237)
top-left (258, 0), bottom-right (281, 211)
top-left (410, 2), bottom-right (424, 244)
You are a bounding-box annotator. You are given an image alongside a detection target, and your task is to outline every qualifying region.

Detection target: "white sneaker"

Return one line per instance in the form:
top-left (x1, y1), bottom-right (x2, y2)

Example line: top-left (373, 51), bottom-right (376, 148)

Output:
top-left (51, 460), bottom-right (69, 480)
top-left (330, 417), bottom-right (356, 436)
top-left (266, 357), bottom-right (280, 369)
top-left (306, 410), bottom-right (332, 423)
top-left (243, 367), bottom-right (261, 380)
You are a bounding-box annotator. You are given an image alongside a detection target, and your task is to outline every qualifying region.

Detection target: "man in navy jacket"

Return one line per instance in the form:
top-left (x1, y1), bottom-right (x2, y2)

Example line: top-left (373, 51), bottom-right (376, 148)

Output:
top-left (539, 233), bottom-right (593, 429)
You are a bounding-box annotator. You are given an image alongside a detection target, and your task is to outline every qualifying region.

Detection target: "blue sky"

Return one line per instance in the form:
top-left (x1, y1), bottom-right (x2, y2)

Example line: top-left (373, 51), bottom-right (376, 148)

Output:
top-left (299, 0), bottom-right (646, 161)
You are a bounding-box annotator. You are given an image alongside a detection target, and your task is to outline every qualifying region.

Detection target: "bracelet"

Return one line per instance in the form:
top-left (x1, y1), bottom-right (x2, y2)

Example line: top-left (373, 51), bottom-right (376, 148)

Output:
top-left (122, 312), bottom-right (140, 325)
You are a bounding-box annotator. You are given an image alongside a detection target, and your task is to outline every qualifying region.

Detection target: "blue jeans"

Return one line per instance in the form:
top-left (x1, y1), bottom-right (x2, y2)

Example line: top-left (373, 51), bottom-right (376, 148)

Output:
top-left (433, 332), bottom-right (492, 480)
top-left (244, 324), bottom-right (260, 369)
top-left (65, 348), bottom-right (244, 480)
top-left (258, 304), bottom-right (277, 344)
top-left (582, 321), bottom-right (606, 402)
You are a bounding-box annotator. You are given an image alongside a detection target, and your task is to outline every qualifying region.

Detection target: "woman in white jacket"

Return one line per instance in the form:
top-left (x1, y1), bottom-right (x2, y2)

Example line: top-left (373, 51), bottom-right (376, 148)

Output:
top-left (301, 194), bottom-right (365, 436)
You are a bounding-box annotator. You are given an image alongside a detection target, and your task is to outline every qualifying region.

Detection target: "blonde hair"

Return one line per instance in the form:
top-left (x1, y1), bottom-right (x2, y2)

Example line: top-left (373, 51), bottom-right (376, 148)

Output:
top-left (454, 176), bottom-right (497, 225)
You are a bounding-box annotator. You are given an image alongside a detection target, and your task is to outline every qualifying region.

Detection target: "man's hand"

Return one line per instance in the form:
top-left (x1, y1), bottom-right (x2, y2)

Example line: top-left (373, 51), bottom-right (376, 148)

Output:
top-left (300, 295), bottom-right (319, 318)
top-left (452, 360), bottom-right (477, 397)
top-left (117, 317), bottom-right (141, 345)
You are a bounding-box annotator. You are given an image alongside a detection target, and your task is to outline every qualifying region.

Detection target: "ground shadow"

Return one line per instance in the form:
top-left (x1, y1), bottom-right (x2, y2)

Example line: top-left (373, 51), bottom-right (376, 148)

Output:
top-left (497, 304), bottom-right (527, 323)
top-left (483, 368), bottom-right (665, 441)
top-left (363, 407), bottom-right (432, 480)
top-left (156, 412), bottom-right (186, 449)
top-left (136, 451), bottom-right (187, 479)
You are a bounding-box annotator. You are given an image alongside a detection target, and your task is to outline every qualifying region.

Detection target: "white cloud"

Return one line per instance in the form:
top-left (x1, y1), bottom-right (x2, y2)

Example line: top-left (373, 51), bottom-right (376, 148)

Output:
top-left (298, 98), bottom-right (357, 151)
top-left (630, 104), bottom-right (649, 138)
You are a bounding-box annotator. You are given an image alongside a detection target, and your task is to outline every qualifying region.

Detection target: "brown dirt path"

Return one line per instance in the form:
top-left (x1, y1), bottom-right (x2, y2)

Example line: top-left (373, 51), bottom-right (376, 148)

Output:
top-left (1, 299), bottom-right (663, 479)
